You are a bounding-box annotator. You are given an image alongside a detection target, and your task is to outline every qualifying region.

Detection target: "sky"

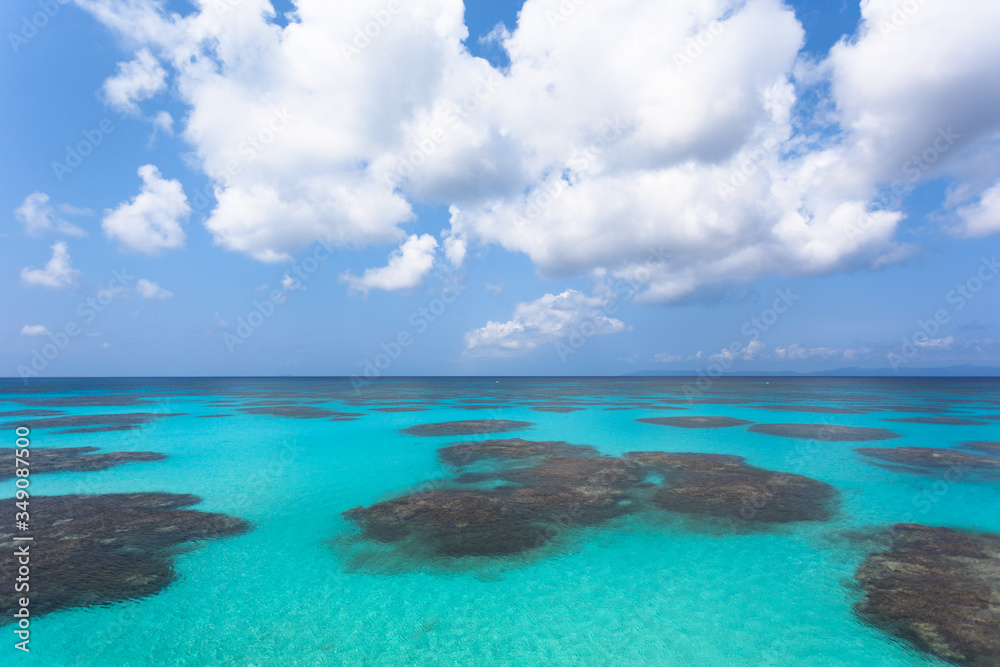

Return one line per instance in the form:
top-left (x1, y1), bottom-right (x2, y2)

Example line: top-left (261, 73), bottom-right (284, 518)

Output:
top-left (1, 0), bottom-right (999, 379)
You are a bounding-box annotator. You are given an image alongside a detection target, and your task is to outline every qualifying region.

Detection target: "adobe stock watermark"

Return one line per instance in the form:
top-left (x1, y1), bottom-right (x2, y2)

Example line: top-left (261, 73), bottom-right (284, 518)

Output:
top-left (518, 118), bottom-right (626, 224)
top-left (545, 0), bottom-right (591, 30)
top-left (384, 74), bottom-right (503, 187)
top-left (351, 275), bottom-right (468, 391)
top-left (674, 20), bottom-right (726, 73)
top-left (555, 246), bottom-right (671, 362)
top-left (223, 238), bottom-right (329, 352)
top-left (846, 126), bottom-right (960, 243)
top-left (8, 0), bottom-right (71, 53)
top-left (16, 269), bottom-right (135, 381)
top-left (51, 119), bottom-right (116, 183)
top-left (888, 255), bottom-right (998, 371)
top-left (716, 138), bottom-right (780, 197)
top-left (191, 107), bottom-right (294, 212)
top-left (683, 288), bottom-right (800, 400)
top-left (878, 0), bottom-right (929, 39)
top-left (340, 0), bottom-right (403, 62)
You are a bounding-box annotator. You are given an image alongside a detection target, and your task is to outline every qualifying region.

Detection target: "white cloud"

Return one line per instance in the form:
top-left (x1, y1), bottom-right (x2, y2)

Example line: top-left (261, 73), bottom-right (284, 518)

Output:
top-left (340, 234), bottom-right (438, 296)
top-left (75, 0), bottom-right (1000, 300)
top-left (20, 242), bottom-right (81, 289)
top-left (708, 339), bottom-right (768, 364)
top-left (464, 288), bottom-right (627, 357)
top-left (102, 164), bottom-right (189, 254)
top-left (281, 274), bottom-right (306, 291)
top-left (652, 352), bottom-right (681, 363)
top-left (20, 324), bottom-right (50, 336)
top-left (954, 181), bottom-right (1000, 237)
top-left (15, 192), bottom-right (88, 237)
top-left (774, 344), bottom-right (856, 360)
top-left (102, 48), bottom-right (167, 113)
top-left (152, 110), bottom-right (174, 134)
top-left (915, 336), bottom-right (955, 350)
top-left (443, 233), bottom-right (467, 267)
top-left (136, 278), bottom-right (173, 299)
top-left (484, 282), bottom-right (504, 294)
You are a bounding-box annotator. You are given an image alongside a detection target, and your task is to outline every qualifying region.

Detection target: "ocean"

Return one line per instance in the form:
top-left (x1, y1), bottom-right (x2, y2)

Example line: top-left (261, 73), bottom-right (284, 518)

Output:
top-left (2, 377), bottom-right (999, 666)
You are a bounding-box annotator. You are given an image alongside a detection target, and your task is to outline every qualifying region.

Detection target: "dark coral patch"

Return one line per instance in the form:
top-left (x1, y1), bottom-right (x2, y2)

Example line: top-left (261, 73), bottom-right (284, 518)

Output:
top-left (962, 441), bottom-right (1000, 455)
top-left (651, 466), bottom-right (837, 524)
top-left (0, 409), bottom-right (66, 418)
top-left (626, 451), bottom-right (746, 473)
top-left (370, 407), bottom-right (429, 413)
top-left (0, 447), bottom-right (165, 480)
top-left (749, 405), bottom-right (869, 415)
top-left (855, 524), bottom-right (1000, 666)
top-left (238, 405), bottom-right (363, 419)
top-left (883, 416), bottom-right (989, 426)
top-left (437, 438), bottom-right (597, 467)
top-left (498, 456), bottom-right (643, 488)
top-left (855, 446), bottom-right (1000, 476)
top-left (636, 416), bottom-right (753, 429)
top-left (400, 420), bottom-right (534, 437)
top-left (342, 490), bottom-right (549, 557)
top-left (453, 472), bottom-right (498, 484)
top-left (507, 483), bottom-right (631, 525)
top-left (57, 425), bottom-right (145, 434)
top-left (0, 493), bottom-right (249, 618)
top-left (748, 423), bottom-right (901, 441)
top-left (15, 395), bottom-right (153, 407)
top-left (0, 413), bottom-right (184, 431)
top-left (530, 406), bottom-right (584, 413)
top-left (626, 451), bottom-right (837, 524)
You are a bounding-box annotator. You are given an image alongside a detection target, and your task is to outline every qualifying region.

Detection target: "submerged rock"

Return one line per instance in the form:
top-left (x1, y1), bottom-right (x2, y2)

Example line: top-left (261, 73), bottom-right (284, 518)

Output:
top-left (0, 412), bottom-right (184, 432)
top-left (499, 456), bottom-right (643, 488)
top-left (652, 465), bottom-right (837, 524)
top-left (749, 405), bottom-right (869, 414)
top-left (0, 446), bottom-right (166, 480)
top-left (342, 490), bottom-right (548, 557)
top-left (400, 420), bottom-right (534, 437)
top-left (636, 416), bottom-right (753, 429)
top-left (883, 416), bottom-right (989, 426)
top-left (961, 441), bottom-right (1000, 455)
top-left (748, 423), bottom-right (901, 441)
top-left (437, 438), bottom-right (597, 467)
top-left (855, 524), bottom-right (1000, 666)
top-left (626, 451), bottom-right (746, 473)
top-left (0, 493), bottom-right (249, 619)
top-left (238, 405), bottom-right (362, 419)
top-left (627, 451), bottom-right (837, 524)
top-left (855, 446), bottom-right (1000, 476)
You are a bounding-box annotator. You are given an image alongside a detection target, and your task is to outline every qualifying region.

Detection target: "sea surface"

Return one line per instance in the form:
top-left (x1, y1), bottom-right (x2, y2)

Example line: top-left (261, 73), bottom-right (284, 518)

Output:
top-left (3, 376), bottom-right (999, 666)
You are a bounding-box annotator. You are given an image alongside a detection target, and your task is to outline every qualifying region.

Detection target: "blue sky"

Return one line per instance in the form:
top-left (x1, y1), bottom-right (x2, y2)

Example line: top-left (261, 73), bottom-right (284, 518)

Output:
top-left (2, 0), bottom-right (999, 378)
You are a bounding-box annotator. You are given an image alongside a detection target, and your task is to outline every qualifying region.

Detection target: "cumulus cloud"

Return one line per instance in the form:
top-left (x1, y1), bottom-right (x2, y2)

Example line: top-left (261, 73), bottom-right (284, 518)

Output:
top-left (75, 0), bottom-right (1000, 299)
top-left (15, 192), bottom-right (88, 237)
top-left (20, 324), bottom-right (50, 336)
top-left (652, 352), bottom-right (681, 363)
top-left (774, 344), bottom-right (857, 360)
top-left (102, 164), bottom-right (189, 254)
top-left (954, 181), bottom-right (1000, 237)
top-left (20, 242), bottom-right (81, 289)
top-left (136, 278), bottom-right (173, 299)
top-left (340, 234), bottom-right (438, 296)
top-left (464, 288), bottom-right (627, 357)
top-left (102, 48), bottom-right (167, 113)
top-left (281, 274), bottom-right (306, 291)
top-left (709, 339), bottom-right (767, 364)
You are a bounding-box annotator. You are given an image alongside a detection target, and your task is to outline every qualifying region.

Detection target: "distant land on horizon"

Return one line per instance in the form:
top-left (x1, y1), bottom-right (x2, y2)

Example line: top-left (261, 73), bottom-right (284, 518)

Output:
top-left (624, 365), bottom-right (1000, 378)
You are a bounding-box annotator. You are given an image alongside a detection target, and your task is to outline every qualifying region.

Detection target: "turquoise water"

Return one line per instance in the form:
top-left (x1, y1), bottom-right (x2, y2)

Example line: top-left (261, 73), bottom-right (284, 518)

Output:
top-left (3, 377), bottom-right (999, 666)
